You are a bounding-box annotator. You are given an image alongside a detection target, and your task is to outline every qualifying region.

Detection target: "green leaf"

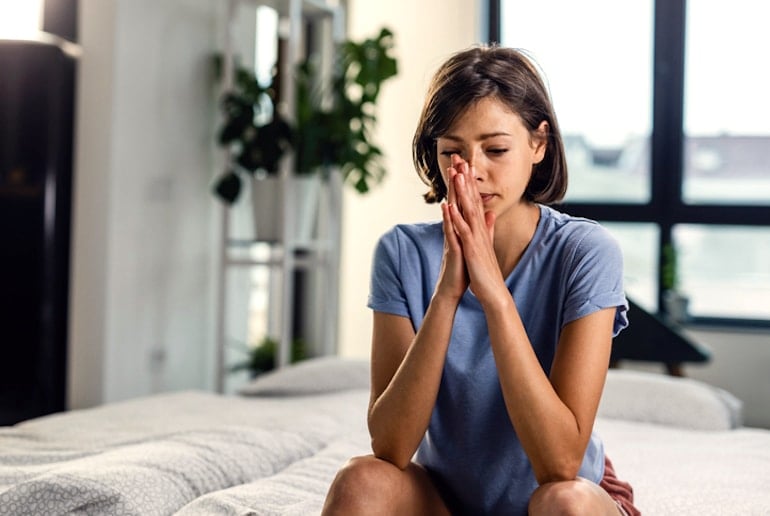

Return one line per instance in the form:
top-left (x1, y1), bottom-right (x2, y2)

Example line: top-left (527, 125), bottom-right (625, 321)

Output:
top-left (212, 27), bottom-right (398, 201)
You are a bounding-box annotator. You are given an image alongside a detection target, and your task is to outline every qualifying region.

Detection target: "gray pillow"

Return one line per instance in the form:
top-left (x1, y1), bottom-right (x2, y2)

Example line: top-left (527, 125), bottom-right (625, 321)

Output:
top-left (238, 356), bottom-right (370, 397)
top-left (598, 369), bottom-right (743, 430)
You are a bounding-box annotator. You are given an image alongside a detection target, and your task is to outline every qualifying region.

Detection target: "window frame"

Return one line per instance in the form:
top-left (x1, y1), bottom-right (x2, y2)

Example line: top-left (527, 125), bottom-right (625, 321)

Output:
top-left (488, 0), bottom-right (770, 327)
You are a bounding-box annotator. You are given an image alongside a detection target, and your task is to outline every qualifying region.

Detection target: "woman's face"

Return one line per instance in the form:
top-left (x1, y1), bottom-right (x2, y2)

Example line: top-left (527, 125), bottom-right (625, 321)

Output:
top-left (435, 97), bottom-right (547, 224)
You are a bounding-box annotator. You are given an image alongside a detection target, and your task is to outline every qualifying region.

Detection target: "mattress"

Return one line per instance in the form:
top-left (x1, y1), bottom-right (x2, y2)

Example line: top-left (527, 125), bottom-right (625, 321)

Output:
top-left (1, 359), bottom-right (768, 515)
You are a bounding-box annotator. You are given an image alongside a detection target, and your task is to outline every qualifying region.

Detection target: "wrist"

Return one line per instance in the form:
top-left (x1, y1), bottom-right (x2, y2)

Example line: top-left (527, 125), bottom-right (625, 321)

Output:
top-left (479, 287), bottom-right (516, 316)
top-left (431, 288), bottom-right (464, 308)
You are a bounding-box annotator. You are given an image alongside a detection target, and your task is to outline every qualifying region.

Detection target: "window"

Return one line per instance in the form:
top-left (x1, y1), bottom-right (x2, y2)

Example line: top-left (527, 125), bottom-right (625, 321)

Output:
top-left (500, 0), bottom-right (653, 204)
top-left (673, 225), bottom-right (770, 319)
top-left (492, 0), bottom-right (770, 324)
top-left (602, 222), bottom-right (659, 313)
top-left (683, 0), bottom-right (770, 206)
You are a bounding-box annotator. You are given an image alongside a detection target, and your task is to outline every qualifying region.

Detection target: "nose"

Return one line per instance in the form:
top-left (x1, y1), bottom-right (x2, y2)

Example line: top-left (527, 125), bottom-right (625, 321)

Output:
top-left (466, 150), bottom-right (486, 181)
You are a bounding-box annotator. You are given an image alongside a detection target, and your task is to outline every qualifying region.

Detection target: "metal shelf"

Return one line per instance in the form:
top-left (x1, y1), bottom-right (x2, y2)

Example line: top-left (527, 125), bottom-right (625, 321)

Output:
top-left (215, 0), bottom-right (344, 396)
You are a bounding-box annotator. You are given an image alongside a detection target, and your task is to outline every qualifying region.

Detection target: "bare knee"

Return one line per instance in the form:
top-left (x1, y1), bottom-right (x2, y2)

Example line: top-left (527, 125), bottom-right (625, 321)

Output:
top-left (529, 478), bottom-right (619, 516)
top-left (322, 455), bottom-right (401, 515)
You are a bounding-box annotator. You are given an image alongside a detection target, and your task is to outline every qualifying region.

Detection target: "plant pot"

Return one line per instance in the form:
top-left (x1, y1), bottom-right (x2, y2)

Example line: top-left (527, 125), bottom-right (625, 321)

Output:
top-left (251, 175), bottom-right (321, 244)
top-left (663, 289), bottom-right (690, 324)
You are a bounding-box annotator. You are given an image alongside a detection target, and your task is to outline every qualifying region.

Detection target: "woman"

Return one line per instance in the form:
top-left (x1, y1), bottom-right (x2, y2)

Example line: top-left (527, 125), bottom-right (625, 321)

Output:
top-left (322, 45), bottom-right (640, 515)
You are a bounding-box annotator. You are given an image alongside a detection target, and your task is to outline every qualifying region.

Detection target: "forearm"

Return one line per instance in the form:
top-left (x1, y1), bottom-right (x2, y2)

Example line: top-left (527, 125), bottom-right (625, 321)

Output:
top-left (484, 296), bottom-right (590, 483)
top-left (368, 294), bottom-right (458, 469)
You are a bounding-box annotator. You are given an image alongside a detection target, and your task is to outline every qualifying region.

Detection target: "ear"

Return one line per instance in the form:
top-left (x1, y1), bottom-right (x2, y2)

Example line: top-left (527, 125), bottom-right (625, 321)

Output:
top-left (531, 120), bottom-right (549, 165)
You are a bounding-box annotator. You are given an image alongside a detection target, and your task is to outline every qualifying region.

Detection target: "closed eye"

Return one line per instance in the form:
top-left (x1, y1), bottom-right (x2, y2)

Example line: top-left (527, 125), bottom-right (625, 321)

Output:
top-left (488, 148), bottom-right (508, 155)
top-left (439, 150), bottom-right (463, 158)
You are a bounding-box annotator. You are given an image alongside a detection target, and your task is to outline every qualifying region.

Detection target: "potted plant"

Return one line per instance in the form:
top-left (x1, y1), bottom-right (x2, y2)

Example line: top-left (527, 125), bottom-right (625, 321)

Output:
top-left (211, 27), bottom-right (397, 238)
top-left (292, 27), bottom-right (397, 193)
top-left (662, 242), bottom-right (690, 323)
top-left (213, 65), bottom-right (292, 205)
top-left (229, 336), bottom-right (306, 378)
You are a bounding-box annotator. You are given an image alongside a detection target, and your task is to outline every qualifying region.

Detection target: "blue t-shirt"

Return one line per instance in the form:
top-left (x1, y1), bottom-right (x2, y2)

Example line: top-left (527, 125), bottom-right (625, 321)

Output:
top-left (367, 204), bottom-right (628, 515)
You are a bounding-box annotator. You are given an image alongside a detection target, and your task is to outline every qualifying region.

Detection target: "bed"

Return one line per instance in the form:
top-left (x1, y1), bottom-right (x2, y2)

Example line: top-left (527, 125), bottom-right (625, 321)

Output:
top-left (1, 357), bottom-right (769, 515)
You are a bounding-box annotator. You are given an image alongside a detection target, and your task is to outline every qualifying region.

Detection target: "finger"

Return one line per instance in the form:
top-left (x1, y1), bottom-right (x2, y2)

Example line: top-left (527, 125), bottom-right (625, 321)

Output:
top-left (465, 164), bottom-right (484, 208)
top-left (454, 172), bottom-right (482, 227)
top-left (450, 153), bottom-right (466, 172)
top-left (467, 163), bottom-right (479, 193)
top-left (461, 165), bottom-right (480, 214)
top-left (445, 154), bottom-right (463, 206)
top-left (442, 202), bottom-right (461, 243)
top-left (448, 196), bottom-right (472, 239)
top-left (484, 210), bottom-right (496, 241)
top-left (446, 165), bottom-right (458, 206)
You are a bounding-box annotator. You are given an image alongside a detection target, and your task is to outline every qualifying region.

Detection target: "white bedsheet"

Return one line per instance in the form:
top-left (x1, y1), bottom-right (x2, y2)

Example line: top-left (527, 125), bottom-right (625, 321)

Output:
top-left (0, 390), bottom-right (367, 515)
top-left (1, 377), bottom-right (769, 514)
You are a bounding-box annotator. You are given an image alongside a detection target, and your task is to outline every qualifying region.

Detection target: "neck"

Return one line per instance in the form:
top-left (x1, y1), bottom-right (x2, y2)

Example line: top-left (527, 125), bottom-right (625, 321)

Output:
top-left (493, 202), bottom-right (541, 277)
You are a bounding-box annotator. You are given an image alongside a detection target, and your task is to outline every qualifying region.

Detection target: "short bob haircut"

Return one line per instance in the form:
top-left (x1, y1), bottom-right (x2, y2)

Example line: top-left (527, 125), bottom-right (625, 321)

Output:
top-left (413, 45), bottom-right (568, 204)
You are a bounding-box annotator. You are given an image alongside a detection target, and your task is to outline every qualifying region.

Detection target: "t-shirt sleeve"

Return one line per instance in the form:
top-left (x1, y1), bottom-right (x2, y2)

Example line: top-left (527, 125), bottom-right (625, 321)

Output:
top-left (563, 224), bottom-right (629, 336)
top-left (367, 228), bottom-right (411, 317)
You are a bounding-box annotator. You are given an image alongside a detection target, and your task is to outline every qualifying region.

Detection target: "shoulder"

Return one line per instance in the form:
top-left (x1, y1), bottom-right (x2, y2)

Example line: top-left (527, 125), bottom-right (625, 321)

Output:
top-left (539, 205), bottom-right (620, 255)
top-left (369, 222), bottom-right (443, 311)
top-left (375, 221), bottom-right (444, 256)
top-left (539, 206), bottom-right (627, 333)
top-left (383, 221), bottom-right (443, 241)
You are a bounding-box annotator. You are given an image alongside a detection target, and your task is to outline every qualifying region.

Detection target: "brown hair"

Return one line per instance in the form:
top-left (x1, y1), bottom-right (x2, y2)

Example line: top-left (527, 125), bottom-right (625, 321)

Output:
top-left (412, 45), bottom-right (567, 204)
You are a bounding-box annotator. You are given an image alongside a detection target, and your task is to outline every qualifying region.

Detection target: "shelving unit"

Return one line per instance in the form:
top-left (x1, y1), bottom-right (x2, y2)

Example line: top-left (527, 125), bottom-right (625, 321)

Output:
top-left (214, 0), bottom-right (344, 393)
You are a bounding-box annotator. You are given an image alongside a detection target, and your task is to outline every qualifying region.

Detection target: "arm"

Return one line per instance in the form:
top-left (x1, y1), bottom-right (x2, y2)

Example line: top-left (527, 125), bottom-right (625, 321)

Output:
top-left (368, 181), bottom-right (470, 469)
top-left (449, 157), bottom-right (615, 484)
top-left (486, 301), bottom-right (614, 483)
top-left (367, 298), bottom-right (455, 469)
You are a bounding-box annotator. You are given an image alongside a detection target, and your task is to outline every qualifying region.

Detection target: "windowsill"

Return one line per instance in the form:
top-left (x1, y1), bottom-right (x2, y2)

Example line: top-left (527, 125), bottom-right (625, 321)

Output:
top-left (682, 318), bottom-right (770, 333)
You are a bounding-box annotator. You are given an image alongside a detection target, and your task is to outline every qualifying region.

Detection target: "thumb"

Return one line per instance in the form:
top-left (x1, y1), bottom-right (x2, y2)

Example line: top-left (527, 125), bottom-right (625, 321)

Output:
top-left (484, 210), bottom-right (496, 240)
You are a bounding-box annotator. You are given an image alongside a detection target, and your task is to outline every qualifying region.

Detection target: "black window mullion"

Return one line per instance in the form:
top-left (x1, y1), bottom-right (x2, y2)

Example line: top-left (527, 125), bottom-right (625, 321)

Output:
top-left (651, 0), bottom-right (687, 210)
top-left (487, 0), bottom-right (501, 44)
top-left (673, 205), bottom-right (770, 226)
top-left (557, 202), bottom-right (659, 224)
top-left (651, 0), bottom-right (687, 313)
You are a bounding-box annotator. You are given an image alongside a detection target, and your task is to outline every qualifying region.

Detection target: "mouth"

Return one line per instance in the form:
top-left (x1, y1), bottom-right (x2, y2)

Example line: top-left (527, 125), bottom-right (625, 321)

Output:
top-left (479, 193), bottom-right (495, 204)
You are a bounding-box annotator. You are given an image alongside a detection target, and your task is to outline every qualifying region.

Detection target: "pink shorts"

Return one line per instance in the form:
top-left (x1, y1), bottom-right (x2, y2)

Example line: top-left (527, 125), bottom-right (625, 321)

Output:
top-left (600, 455), bottom-right (641, 516)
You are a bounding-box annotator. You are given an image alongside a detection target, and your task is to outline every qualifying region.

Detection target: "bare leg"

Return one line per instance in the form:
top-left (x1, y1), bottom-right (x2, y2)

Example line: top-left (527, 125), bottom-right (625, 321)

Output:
top-left (528, 478), bottom-right (624, 516)
top-left (322, 455), bottom-right (452, 516)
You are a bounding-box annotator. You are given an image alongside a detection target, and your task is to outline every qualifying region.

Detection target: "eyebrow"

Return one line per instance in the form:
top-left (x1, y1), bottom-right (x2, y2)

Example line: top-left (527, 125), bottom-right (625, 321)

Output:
top-left (438, 132), bottom-right (512, 142)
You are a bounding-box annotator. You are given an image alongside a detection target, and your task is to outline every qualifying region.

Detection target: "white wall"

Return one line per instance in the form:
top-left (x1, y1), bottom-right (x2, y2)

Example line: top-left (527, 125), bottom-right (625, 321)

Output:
top-left (623, 328), bottom-right (770, 428)
top-left (70, 0), bottom-right (484, 407)
top-left (688, 328), bottom-right (770, 428)
top-left (69, 0), bottom-right (226, 407)
top-left (339, 0), bottom-right (482, 358)
top-left (70, 0), bottom-right (486, 405)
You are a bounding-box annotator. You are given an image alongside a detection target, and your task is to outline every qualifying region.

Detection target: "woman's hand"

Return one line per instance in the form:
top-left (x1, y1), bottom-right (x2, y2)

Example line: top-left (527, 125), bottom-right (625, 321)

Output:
top-left (446, 154), bottom-right (504, 306)
top-left (435, 156), bottom-right (471, 302)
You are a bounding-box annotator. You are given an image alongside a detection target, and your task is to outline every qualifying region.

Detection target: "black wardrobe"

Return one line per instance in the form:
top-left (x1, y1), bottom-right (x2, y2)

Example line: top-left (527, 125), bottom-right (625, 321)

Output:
top-left (0, 0), bottom-right (78, 425)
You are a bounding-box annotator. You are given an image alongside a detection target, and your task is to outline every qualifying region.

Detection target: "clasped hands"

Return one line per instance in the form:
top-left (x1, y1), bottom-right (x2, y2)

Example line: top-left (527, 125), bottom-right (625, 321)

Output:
top-left (438, 154), bottom-right (504, 305)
